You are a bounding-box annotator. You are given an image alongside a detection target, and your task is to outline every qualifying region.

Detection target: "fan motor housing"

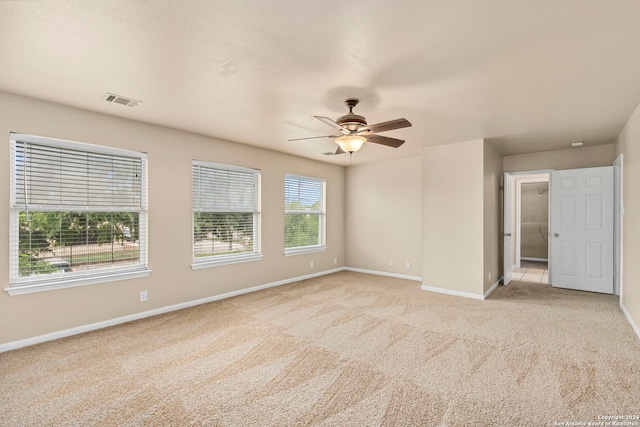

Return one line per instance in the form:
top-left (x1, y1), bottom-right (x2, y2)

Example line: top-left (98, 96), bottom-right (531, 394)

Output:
top-left (337, 98), bottom-right (367, 131)
top-left (336, 113), bottom-right (367, 131)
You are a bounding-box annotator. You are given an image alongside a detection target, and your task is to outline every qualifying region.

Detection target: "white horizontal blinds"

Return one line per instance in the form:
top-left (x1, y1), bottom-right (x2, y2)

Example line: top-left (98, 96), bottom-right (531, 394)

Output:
top-left (15, 142), bottom-right (142, 211)
top-left (193, 166), bottom-right (257, 213)
top-left (10, 134), bottom-right (147, 283)
top-left (284, 174), bottom-right (325, 249)
top-left (192, 162), bottom-right (260, 260)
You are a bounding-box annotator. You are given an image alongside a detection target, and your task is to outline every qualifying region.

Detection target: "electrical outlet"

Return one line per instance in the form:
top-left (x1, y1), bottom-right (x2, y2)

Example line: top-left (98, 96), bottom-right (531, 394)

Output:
top-left (388, 260), bottom-right (393, 267)
top-left (405, 261), bottom-right (411, 269)
top-left (310, 260), bottom-right (314, 268)
top-left (333, 258), bottom-right (338, 264)
top-left (140, 290), bottom-right (148, 302)
top-left (489, 273), bottom-right (492, 282)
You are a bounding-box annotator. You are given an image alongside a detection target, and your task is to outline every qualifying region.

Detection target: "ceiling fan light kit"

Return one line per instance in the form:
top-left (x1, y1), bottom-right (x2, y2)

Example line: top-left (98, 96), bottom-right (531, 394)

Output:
top-left (335, 135), bottom-right (367, 153)
top-left (289, 98), bottom-right (412, 156)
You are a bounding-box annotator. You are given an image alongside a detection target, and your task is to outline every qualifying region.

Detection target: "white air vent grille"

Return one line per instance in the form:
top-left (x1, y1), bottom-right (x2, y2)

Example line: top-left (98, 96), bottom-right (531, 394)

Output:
top-left (103, 93), bottom-right (141, 107)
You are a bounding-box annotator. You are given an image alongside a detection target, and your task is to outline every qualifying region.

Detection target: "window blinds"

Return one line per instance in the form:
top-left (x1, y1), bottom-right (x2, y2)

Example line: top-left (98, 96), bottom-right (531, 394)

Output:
top-left (9, 134), bottom-right (148, 286)
top-left (14, 141), bottom-right (143, 211)
top-left (192, 161), bottom-right (260, 263)
top-left (284, 174), bottom-right (326, 251)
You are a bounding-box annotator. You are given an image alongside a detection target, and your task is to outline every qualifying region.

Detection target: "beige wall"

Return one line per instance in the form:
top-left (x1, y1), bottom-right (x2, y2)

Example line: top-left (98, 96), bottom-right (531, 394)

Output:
top-left (614, 102), bottom-right (640, 336)
top-left (347, 140), bottom-right (500, 297)
top-left (483, 142), bottom-right (502, 293)
top-left (0, 91), bottom-right (345, 345)
top-left (503, 144), bottom-right (614, 173)
top-left (423, 139), bottom-right (484, 296)
top-left (345, 156), bottom-right (422, 277)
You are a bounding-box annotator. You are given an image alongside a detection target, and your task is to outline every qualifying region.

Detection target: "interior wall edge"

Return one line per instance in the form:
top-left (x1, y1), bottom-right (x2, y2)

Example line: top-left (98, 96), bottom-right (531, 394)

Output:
top-left (422, 139), bottom-right (485, 296)
top-left (420, 284), bottom-right (485, 300)
top-left (484, 278), bottom-right (501, 299)
top-left (343, 267), bottom-right (421, 282)
top-left (620, 302), bottom-right (640, 342)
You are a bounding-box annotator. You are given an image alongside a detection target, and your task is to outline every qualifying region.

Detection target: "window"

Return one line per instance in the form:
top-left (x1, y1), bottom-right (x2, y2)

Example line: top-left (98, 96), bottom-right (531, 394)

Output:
top-left (284, 174), bottom-right (326, 255)
top-left (8, 133), bottom-right (149, 295)
top-left (192, 161), bottom-right (261, 268)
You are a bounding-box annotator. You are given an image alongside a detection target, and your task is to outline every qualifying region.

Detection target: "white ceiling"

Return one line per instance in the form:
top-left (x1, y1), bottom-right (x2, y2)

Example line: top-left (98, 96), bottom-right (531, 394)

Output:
top-left (2, 1), bottom-right (640, 166)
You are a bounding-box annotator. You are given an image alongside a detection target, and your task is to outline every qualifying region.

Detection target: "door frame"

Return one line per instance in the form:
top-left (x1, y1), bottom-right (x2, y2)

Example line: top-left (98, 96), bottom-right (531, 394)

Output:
top-left (503, 173), bottom-right (514, 285)
top-left (503, 170), bottom-right (552, 285)
top-left (613, 154), bottom-right (624, 296)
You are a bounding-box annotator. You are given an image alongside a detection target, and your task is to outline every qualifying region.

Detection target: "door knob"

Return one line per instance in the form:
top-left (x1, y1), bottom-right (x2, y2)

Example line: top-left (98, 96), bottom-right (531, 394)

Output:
top-left (554, 233), bottom-right (560, 237)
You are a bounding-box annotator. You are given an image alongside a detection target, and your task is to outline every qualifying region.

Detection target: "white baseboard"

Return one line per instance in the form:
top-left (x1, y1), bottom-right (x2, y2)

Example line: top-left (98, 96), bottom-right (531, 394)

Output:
top-left (0, 267), bottom-right (345, 353)
top-left (620, 302), bottom-right (640, 342)
top-left (484, 278), bottom-right (501, 299)
top-left (420, 284), bottom-right (485, 300)
top-left (521, 257), bottom-right (548, 262)
top-left (420, 278), bottom-right (500, 301)
top-left (343, 267), bottom-right (422, 282)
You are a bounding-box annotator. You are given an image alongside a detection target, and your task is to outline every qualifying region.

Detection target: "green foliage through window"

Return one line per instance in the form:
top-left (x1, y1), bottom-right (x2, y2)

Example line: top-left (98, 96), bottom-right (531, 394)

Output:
top-left (284, 211), bottom-right (320, 248)
top-left (18, 211), bottom-right (140, 277)
top-left (284, 175), bottom-right (325, 251)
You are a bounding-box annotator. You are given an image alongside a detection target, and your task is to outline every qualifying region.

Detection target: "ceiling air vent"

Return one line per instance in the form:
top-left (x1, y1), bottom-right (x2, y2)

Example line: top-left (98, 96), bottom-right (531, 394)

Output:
top-left (103, 93), bottom-right (141, 107)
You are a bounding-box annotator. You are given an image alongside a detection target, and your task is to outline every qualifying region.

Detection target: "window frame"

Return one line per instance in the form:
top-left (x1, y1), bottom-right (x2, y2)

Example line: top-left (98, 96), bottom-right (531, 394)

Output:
top-left (284, 174), bottom-right (327, 256)
top-left (7, 133), bottom-right (150, 296)
top-left (191, 160), bottom-right (262, 269)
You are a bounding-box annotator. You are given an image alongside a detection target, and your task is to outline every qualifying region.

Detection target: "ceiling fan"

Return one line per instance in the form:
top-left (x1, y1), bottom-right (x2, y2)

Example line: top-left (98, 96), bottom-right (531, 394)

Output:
top-left (289, 99), bottom-right (412, 155)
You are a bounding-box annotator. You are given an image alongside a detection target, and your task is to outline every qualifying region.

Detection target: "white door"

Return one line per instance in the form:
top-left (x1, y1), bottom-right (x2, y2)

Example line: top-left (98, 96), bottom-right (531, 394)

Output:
top-left (550, 167), bottom-right (613, 293)
top-left (503, 173), bottom-right (513, 285)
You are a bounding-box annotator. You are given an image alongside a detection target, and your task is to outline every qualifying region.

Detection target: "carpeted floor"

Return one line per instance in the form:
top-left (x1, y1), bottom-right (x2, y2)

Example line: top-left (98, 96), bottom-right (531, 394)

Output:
top-left (1, 271), bottom-right (639, 426)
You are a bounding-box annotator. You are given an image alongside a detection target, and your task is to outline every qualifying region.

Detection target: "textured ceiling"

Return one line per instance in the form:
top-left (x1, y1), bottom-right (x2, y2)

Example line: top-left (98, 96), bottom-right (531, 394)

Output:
top-left (2, 0), bottom-right (640, 165)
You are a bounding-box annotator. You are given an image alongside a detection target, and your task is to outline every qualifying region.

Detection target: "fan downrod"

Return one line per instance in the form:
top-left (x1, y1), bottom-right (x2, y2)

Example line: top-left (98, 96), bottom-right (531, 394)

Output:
top-left (344, 98), bottom-right (359, 113)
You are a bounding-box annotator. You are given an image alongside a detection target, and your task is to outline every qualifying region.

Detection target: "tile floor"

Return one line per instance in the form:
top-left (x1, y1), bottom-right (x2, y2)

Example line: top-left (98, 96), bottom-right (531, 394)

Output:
top-left (512, 267), bottom-right (548, 284)
top-left (512, 260), bottom-right (549, 284)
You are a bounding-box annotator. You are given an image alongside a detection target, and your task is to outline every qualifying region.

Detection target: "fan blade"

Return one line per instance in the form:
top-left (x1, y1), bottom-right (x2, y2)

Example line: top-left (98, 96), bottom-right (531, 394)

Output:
top-left (288, 134), bottom-right (339, 141)
top-left (321, 146), bottom-right (347, 156)
top-left (360, 118), bottom-right (412, 134)
top-left (365, 134), bottom-right (405, 148)
top-left (314, 116), bottom-right (349, 134)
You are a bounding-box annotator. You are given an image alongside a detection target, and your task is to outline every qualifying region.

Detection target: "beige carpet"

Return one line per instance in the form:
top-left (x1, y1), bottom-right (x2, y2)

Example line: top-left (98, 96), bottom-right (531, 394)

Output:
top-left (1, 271), bottom-right (639, 426)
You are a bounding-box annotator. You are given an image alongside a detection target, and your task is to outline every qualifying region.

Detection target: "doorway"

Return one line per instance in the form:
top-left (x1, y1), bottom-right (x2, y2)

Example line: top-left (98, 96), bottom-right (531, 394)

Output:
top-left (503, 172), bottom-right (551, 285)
top-left (519, 182), bottom-right (549, 266)
top-left (504, 167), bottom-right (617, 294)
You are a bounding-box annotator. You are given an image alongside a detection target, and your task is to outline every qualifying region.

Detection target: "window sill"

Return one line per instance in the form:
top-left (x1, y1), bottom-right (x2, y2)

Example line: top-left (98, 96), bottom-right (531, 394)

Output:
top-left (191, 253), bottom-right (263, 270)
top-left (5, 269), bottom-right (152, 296)
top-left (284, 246), bottom-right (327, 256)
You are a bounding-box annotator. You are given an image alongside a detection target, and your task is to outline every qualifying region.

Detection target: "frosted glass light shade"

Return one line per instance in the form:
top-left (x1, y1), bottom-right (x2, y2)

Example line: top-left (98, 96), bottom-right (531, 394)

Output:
top-left (335, 135), bottom-right (366, 153)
